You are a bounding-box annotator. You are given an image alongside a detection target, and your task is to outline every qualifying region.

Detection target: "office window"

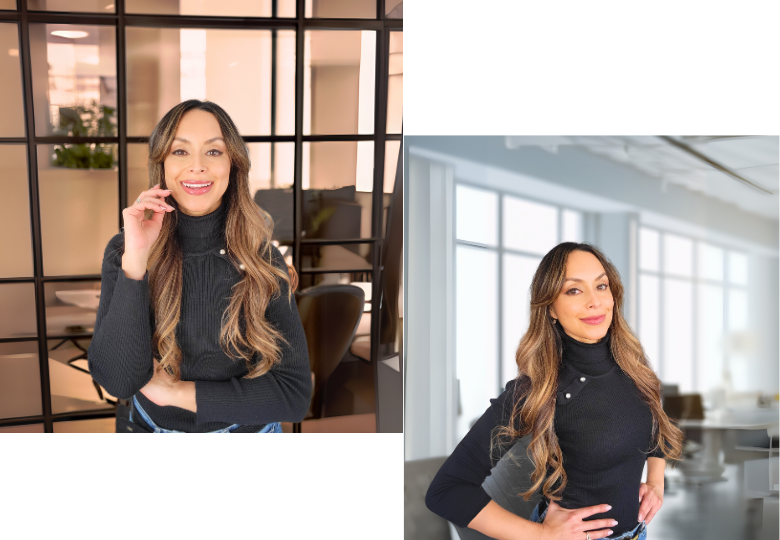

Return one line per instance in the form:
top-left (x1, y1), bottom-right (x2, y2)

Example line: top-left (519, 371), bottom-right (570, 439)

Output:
top-left (456, 184), bottom-right (497, 247)
top-left (503, 196), bottom-right (558, 255)
top-left (305, 0), bottom-right (376, 18)
top-left (456, 245), bottom-right (498, 440)
top-left (0, 24), bottom-right (25, 137)
top-left (638, 227), bottom-right (747, 394)
top-left (455, 185), bottom-right (582, 440)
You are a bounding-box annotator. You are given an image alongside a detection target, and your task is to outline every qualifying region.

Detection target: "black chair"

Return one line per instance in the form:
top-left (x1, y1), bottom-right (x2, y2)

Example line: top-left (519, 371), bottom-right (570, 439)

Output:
top-left (295, 284), bottom-right (365, 418)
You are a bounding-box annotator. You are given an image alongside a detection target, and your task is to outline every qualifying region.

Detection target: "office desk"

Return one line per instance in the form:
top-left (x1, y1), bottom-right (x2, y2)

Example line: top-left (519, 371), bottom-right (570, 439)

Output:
top-left (677, 408), bottom-right (779, 483)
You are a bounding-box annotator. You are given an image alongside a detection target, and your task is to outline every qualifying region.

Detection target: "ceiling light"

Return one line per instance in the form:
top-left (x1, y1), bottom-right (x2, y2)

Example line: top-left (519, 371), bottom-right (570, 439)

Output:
top-left (51, 31), bottom-right (89, 39)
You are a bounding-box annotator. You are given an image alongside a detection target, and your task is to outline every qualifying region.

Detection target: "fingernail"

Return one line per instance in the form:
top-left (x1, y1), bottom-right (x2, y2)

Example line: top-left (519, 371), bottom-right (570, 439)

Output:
top-left (638, 515), bottom-right (643, 521)
top-left (154, 183), bottom-right (160, 187)
top-left (606, 505), bottom-right (612, 510)
top-left (607, 531), bottom-right (613, 536)
top-left (612, 520), bottom-right (618, 526)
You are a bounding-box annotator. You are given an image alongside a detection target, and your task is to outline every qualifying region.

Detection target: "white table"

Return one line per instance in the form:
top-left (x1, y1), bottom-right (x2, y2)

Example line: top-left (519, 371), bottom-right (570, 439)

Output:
top-left (677, 407), bottom-right (779, 483)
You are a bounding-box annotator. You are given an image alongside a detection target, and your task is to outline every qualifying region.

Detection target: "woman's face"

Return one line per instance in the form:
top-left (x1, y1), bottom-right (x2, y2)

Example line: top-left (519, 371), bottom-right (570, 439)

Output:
top-left (163, 109), bottom-right (230, 216)
top-left (549, 250), bottom-right (614, 344)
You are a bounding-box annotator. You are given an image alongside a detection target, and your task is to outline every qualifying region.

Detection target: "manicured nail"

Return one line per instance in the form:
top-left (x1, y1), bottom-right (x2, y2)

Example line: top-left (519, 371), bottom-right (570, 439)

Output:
top-left (612, 520), bottom-right (618, 526)
top-left (606, 505), bottom-right (612, 510)
top-left (638, 515), bottom-right (643, 521)
top-left (607, 531), bottom-right (613, 536)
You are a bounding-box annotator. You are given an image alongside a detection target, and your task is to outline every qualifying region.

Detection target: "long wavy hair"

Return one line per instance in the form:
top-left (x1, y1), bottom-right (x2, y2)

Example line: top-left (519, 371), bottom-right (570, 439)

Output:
top-left (494, 242), bottom-right (684, 502)
top-left (137, 99), bottom-right (298, 381)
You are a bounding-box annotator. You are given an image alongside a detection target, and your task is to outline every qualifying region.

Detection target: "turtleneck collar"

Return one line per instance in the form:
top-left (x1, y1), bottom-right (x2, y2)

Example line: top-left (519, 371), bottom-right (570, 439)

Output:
top-left (174, 200), bottom-right (227, 253)
top-left (557, 325), bottom-right (615, 377)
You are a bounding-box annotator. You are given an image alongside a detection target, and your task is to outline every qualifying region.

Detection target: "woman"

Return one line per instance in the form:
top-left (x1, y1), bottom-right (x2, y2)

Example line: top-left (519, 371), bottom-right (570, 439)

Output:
top-left (425, 243), bottom-right (683, 539)
top-left (87, 99), bottom-right (312, 433)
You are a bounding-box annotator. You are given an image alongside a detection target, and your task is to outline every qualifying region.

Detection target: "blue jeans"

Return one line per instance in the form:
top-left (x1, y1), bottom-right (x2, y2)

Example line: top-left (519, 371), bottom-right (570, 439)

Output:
top-left (530, 499), bottom-right (647, 540)
top-left (130, 395), bottom-right (282, 433)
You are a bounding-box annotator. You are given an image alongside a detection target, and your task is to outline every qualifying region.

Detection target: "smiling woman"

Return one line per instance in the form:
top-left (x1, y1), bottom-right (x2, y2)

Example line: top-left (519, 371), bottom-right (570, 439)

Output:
top-left (87, 99), bottom-right (312, 433)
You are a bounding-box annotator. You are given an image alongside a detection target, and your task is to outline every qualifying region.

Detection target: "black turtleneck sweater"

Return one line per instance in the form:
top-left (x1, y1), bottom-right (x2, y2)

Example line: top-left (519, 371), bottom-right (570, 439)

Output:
top-left (87, 200), bottom-right (312, 432)
top-left (425, 328), bottom-right (665, 536)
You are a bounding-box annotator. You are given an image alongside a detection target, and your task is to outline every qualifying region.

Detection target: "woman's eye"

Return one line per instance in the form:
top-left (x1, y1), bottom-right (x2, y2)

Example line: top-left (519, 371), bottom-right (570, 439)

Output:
top-left (172, 149), bottom-right (186, 156)
top-left (207, 149), bottom-right (223, 156)
top-left (566, 288), bottom-right (580, 295)
top-left (566, 283), bottom-right (609, 296)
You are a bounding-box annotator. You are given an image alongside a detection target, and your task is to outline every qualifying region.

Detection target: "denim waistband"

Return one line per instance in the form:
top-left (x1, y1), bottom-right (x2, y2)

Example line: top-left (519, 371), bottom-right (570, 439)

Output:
top-left (533, 499), bottom-right (647, 540)
top-left (130, 394), bottom-right (280, 433)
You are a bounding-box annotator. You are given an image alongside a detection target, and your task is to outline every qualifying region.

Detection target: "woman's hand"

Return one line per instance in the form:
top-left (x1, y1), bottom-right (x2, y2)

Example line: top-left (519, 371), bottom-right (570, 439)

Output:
top-left (637, 482), bottom-right (663, 525)
top-left (539, 501), bottom-right (617, 540)
top-left (123, 183), bottom-right (175, 253)
top-left (139, 358), bottom-right (179, 407)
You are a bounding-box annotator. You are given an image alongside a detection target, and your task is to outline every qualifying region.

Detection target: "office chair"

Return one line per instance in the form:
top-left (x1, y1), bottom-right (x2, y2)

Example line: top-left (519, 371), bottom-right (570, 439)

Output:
top-left (295, 284), bottom-right (365, 418)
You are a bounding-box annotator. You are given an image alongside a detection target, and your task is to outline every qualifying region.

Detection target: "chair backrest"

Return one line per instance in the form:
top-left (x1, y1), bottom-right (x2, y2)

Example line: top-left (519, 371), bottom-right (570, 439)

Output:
top-left (295, 284), bottom-right (365, 383)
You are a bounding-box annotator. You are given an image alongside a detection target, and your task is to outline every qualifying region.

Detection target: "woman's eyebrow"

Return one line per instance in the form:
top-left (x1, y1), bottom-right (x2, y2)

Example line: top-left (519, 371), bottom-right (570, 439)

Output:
top-left (564, 272), bottom-right (607, 283)
top-left (173, 136), bottom-right (225, 144)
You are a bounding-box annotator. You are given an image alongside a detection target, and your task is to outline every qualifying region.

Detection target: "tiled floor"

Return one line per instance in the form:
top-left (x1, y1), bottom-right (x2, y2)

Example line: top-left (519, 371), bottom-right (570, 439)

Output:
top-left (650, 464), bottom-right (778, 540)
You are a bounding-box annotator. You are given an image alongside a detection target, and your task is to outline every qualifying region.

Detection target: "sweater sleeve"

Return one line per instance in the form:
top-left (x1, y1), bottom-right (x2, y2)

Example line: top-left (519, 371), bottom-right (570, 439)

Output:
top-left (87, 232), bottom-right (155, 399)
top-left (193, 246), bottom-right (312, 425)
top-left (425, 378), bottom-right (528, 529)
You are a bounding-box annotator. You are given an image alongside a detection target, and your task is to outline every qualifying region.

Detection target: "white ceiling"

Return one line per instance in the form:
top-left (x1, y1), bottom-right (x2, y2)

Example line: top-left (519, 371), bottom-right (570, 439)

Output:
top-left (504, 136), bottom-right (779, 220)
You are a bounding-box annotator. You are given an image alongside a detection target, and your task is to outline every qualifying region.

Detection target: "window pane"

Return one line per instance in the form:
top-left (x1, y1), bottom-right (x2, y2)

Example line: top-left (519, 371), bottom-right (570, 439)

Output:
top-left (503, 253), bottom-right (539, 385)
top-left (127, 143), bottom-right (151, 204)
top-left (384, 140), bottom-right (400, 194)
top-left (639, 228), bottom-right (659, 272)
top-left (639, 274), bottom-right (659, 370)
top-left (37, 144), bottom-right (119, 276)
top-left (275, 30), bottom-right (296, 136)
top-left (49, 337), bottom-right (114, 414)
top-left (53, 417), bottom-right (115, 432)
top-left (126, 28), bottom-right (292, 137)
top-left (30, 24), bottom-right (117, 137)
top-left (561, 209), bottom-right (583, 243)
top-left (663, 233), bottom-right (693, 277)
top-left (0, 284), bottom-right (38, 339)
top-left (278, 0), bottom-right (296, 17)
top-left (305, 30), bottom-right (375, 135)
top-left (305, 0), bottom-right (376, 18)
top-left (28, 0), bottom-right (114, 11)
top-left (728, 289), bottom-right (748, 330)
top-left (728, 251), bottom-right (748, 285)
top-left (126, 0), bottom-right (271, 16)
top-left (250, 141), bottom-right (295, 241)
top-left (387, 31), bottom-right (402, 134)
top-left (301, 244), bottom-right (372, 272)
top-left (0, 25), bottom-right (24, 136)
top-left (0, 0), bottom-right (16, 10)
top-left (302, 141), bottom-right (373, 240)
top-left (698, 242), bottom-right (724, 282)
top-left (698, 284), bottom-right (723, 393)
top-left (44, 281), bottom-right (99, 337)
top-left (0, 342), bottom-right (42, 419)
top-left (386, 0), bottom-right (402, 17)
top-left (663, 278), bottom-right (693, 392)
top-left (456, 185), bottom-right (497, 246)
top-left (503, 196), bottom-right (557, 255)
top-left (456, 245), bottom-right (497, 441)
top-left (0, 424), bottom-right (45, 433)
top-left (0, 145), bottom-right (33, 278)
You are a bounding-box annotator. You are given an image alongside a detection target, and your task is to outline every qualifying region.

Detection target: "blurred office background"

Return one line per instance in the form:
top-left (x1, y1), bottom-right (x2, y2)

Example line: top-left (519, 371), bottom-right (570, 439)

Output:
top-left (404, 136), bottom-right (778, 539)
top-left (0, 0), bottom-right (402, 434)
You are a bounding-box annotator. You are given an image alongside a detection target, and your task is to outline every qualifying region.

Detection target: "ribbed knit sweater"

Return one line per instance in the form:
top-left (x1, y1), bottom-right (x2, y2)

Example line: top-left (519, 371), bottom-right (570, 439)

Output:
top-left (87, 200), bottom-right (312, 433)
top-left (425, 327), bottom-right (665, 536)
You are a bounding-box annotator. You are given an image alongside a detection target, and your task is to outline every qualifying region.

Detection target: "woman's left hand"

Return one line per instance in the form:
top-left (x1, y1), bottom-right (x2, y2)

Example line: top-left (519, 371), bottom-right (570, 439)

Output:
top-left (637, 482), bottom-right (663, 525)
top-left (139, 358), bottom-right (179, 407)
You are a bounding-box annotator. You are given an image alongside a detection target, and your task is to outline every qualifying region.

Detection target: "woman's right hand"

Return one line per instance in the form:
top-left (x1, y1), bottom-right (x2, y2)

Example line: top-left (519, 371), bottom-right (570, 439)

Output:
top-left (539, 501), bottom-right (617, 540)
top-left (122, 183), bottom-right (176, 253)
